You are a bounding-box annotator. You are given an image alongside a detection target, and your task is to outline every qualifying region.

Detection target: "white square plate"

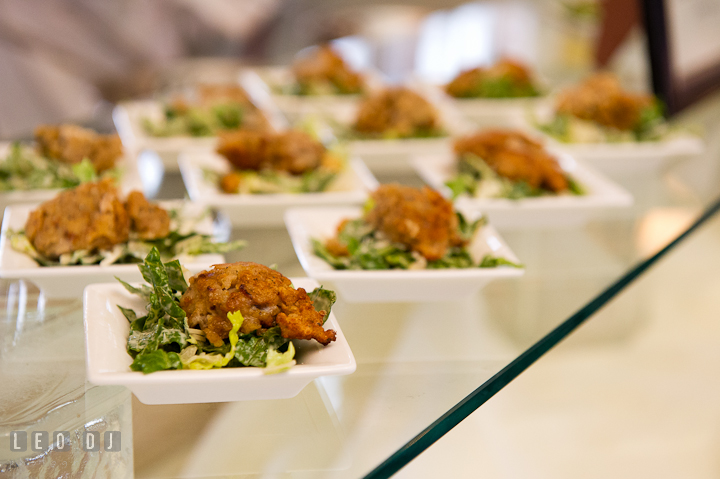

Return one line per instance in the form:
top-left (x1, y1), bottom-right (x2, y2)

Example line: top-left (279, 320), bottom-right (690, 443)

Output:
top-left (324, 84), bottom-right (473, 174)
top-left (0, 142), bottom-right (145, 215)
top-left (526, 106), bottom-right (705, 173)
top-left (179, 151), bottom-right (379, 227)
top-left (284, 207), bottom-right (524, 303)
top-left (84, 278), bottom-right (355, 404)
top-left (0, 202), bottom-right (226, 298)
top-left (412, 152), bottom-right (634, 229)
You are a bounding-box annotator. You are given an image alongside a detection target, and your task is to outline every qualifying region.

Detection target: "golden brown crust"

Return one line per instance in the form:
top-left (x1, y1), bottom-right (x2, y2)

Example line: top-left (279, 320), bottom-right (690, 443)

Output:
top-left (180, 262), bottom-right (336, 347)
top-left (554, 73), bottom-right (653, 131)
top-left (34, 124), bottom-right (122, 173)
top-left (216, 130), bottom-right (324, 175)
top-left (453, 129), bottom-right (568, 192)
top-left (292, 45), bottom-right (364, 93)
top-left (125, 190), bottom-right (170, 240)
top-left (363, 184), bottom-right (462, 261)
top-left (445, 59), bottom-right (534, 97)
top-left (25, 180), bottom-right (170, 259)
top-left (353, 87), bottom-right (440, 137)
top-left (25, 179), bottom-right (130, 259)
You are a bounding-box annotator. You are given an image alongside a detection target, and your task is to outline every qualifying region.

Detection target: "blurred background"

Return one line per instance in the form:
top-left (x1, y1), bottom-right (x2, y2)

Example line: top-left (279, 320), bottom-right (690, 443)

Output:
top-left (0, 0), bottom-right (645, 140)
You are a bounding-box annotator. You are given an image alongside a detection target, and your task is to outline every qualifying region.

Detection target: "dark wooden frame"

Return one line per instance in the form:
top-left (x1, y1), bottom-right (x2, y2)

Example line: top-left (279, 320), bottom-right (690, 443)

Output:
top-left (642, 0), bottom-right (720, 116)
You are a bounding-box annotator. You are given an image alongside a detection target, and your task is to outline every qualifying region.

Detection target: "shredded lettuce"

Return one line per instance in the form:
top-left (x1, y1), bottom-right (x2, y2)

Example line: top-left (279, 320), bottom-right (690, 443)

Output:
top-left (312, 214), bottom-right (515, 270)
top-left (0, 144), bottom-right (119, 191)
top-left (143, 103), bottom-right (245, 137)
top-left (451, 75), bottom-right (540, 99)
top-left (445, 154), bottom-right (584, 200)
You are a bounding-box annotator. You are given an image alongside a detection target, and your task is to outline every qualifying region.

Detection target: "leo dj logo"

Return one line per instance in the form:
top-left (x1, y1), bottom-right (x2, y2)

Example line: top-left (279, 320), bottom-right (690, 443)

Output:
top-left (9, 431), bottom-right (121, 452)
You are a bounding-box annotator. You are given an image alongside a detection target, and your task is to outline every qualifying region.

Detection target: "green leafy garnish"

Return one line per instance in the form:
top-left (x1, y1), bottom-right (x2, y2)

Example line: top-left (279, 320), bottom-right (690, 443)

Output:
top-left (311, 213), bottom-right (516, 270)
top-left (143, 103), bottom-right (245, 137)
top-left (444, 154), bottom-right (583, 200)
top-left (0, 144), bottom-right (119, 192)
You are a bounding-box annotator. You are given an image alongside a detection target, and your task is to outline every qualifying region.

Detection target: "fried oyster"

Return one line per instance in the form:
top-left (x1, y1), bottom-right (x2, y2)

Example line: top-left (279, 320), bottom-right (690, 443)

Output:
top-left (445, 59), bottom-right (537, 98)
top-left (25, 179), bottom-right (169, 259)
top-left (363, 184), bottom-right (465, 261)
top-left (180, 262), bottom-right (337, 347)
top-left (292, 44), bottom-right (364, 95)
top-left (353, 87), bottom-right (441, 138)
top-left (554, 73), bottom-right (654, 131)
top-left (34, 124), bottom-right (123, 173)
top-left (453, 129), bottom-right (568, 192)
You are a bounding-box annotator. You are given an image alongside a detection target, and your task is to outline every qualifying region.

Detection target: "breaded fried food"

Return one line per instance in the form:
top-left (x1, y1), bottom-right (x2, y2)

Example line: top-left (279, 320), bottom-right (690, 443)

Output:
top-left (34, 124), bottom-right (122, 173)
top-left (180, 262), bottom-right (336, 347)
top-left (292, 45), bottom-right (364, 94)
top-left (125, 191), bottom-right (170, 240)
top-left (364, 184), bottom-right (463, 261)
top-left (354, 87), bottom-right (441, 138)
top-left (446, 59), bottom-right (535, 97)
top-left (216, 130), bottom-right (324, 176)
top-left (555, 73), bottom-right (654, 131)
top-left (25, 179), bottom-right (130, 259)
top-left (454, 129), bottom-right (568, 192)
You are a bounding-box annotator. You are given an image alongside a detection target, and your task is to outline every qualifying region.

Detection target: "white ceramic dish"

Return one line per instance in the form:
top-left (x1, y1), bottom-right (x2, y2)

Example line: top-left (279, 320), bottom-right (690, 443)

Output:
top-left (412, 152), bottom-right (634, 229)
top-left (112, 97), bottom-right (286, 172)
top-left (0, 142), bottom-right (144, 215)
top-left (527, 106), bottom-right (705, 173)
top-left (284, 207), bottom-right (524, 303)
top-left (84, 278), bottom-right (355, 405)
top-left (0, 202), bottom-right (228, 298)
top-left (179, 151), bottom-right (379, 227)
top-left (451, 95), bottom-right (544, 127)
top-left (324, 84), bottom-right (473, 175)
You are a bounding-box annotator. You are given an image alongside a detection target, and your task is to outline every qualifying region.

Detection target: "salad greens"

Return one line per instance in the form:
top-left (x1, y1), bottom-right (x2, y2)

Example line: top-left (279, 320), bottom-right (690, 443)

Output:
top-left (0, 143), bottom-right (119, 191)
top-left (536, 101), bottom-right (667, 143)
top-left (120, 248), bottom-right (336, 374)
top-left (453, 76), bottom-right (540, 99)
top-left (444, 154), bottom-right (585, 200)
top-left (142, 102), bottom-right (245, 137)
top-left (207, 166), bottom-right (339, 194)
top-left (312, 213), bottom-right (521, 270)
top-left (9, 205), bottom-right (245, 267)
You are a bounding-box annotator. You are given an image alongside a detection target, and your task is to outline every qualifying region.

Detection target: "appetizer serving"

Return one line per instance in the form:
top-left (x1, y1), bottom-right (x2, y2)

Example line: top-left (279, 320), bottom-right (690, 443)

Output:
top-left (117, 249), bottom-right (337, 374)
top-left (142, 84), bottom-right (271, 138)
top-left (211, 128), bottom-right (346, 194)
top-left (84, 260), bottom-right (355, 404)
top-left (0, 124), bottom-right (122, 191)
top-left (444, 129), bottom-right (584, 200)
top-left (536, 73), bottom-right (665, 143)
top-left (8, 179), bottom-right (243, 266)
top-left (351, 87), bottom-right (446, 140)
top-left (313, 184), bottom-right (519, 271)
top-left (445, 59), bottom-right (540, 99)
top-left (289, 44), bottom-right (364, 96)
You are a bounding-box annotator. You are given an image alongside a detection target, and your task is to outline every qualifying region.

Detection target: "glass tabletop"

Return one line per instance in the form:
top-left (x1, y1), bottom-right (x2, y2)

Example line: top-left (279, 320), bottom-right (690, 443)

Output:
top-left (2, 85), bottom-right (720, 479)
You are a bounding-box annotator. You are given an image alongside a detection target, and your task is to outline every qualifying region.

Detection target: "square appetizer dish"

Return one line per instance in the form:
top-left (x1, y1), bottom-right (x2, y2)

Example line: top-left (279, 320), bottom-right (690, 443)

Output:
top-left (0, 179), bottom-right (244, 297)
top-left (531, 72), bottom-right (704, 169)
top-left (285, 184), bottom-right (523, 303)
top-left (250, 43), bottom-right (374, 119)
top-left (179, 127), bottom-right (378, 226)
top-left (0, 124), bottom-right (142, 213)
top-left (412, 128), bottom-right (633, 228)
top-left (84, 250), bottom-right (355, 404)
top-left (328, 85), bottom-right (468, 174)
top-left (113, 83), bottom-right (280, 171)
top-left (442, 58), bottom-right (545, 125)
